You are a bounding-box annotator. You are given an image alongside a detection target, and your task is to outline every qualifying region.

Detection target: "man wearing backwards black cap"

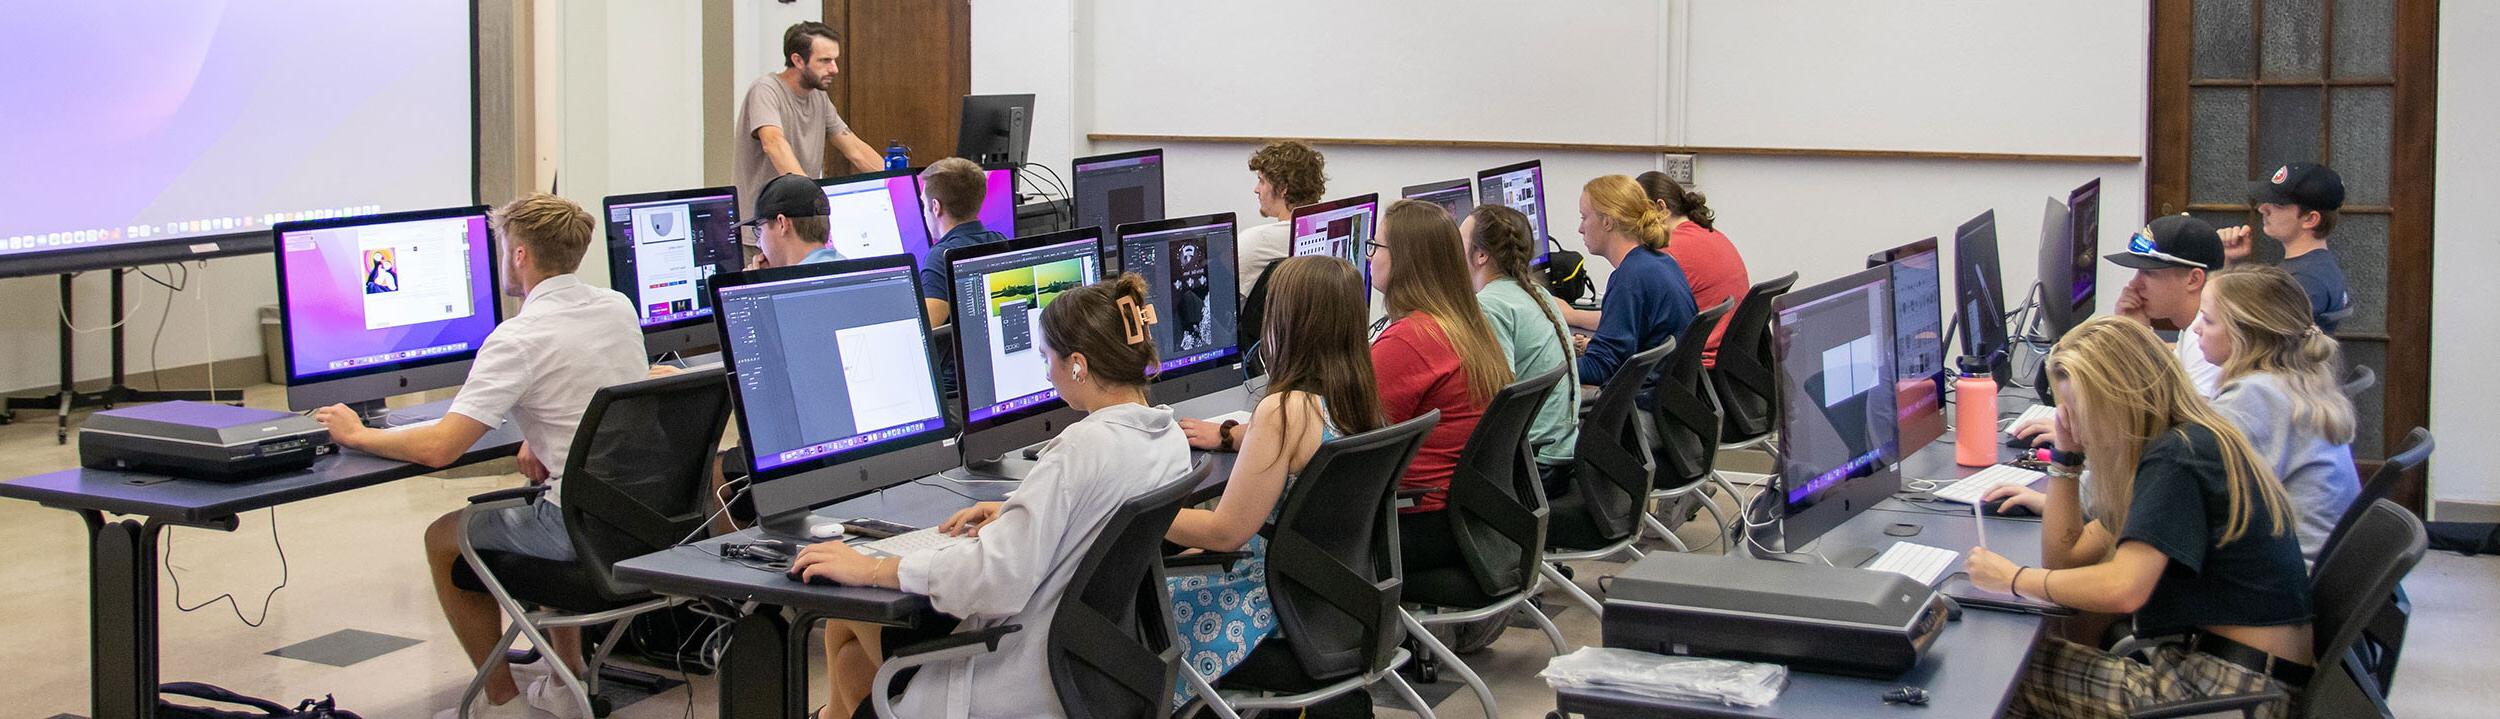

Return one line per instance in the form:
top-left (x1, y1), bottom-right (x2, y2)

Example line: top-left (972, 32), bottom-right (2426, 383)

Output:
top-left (2013, 214), bottom-right (2228, 446)
top-left (743, 173), bottom-right (840, 268)
top-left (2219, 162), bottom-right (2353, 333)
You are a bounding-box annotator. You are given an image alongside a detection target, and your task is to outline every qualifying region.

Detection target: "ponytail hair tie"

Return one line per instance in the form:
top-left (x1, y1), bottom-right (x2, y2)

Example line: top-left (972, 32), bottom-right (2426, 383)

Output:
top-left (2303, 325), bottom-right (2323, 339)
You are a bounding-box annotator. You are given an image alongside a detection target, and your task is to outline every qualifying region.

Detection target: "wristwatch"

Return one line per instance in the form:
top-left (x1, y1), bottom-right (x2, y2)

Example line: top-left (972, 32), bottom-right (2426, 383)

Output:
top-left (2049, 448), bottom-right (2087, 468)
top-left (1218, 419), bottom-right (1241, 453)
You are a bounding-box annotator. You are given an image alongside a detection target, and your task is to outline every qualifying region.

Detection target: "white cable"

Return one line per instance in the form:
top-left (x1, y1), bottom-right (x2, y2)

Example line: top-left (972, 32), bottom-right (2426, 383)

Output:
top-left (55, 273), bottom-right (147, 333)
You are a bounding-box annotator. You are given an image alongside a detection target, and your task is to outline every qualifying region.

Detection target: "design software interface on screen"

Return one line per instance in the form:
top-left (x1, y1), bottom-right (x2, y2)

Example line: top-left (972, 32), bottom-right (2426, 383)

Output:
top-left (1778, 277), bottom-right (1899, 511)
top-left (279, 212), bottom-right (497, 379)
top-left (718, 266), bottom-right (948, 472)
top-left (1402, 180), bottom-right (1475, 220)
top-left (820, 175), bottom-right (932, 262)
top-left (607, 192), bottom-right (740, 327)
top-left (1290, 198), bottom-right (1377, 279)
top-left (1476, 163), bottom-right (1548, 260)
top-left (953, 238), bottom-right (1100, 423)
top-left (1887, 247), bottom-right (1948, 455)
top-left (1122, 219), bottom-right (1239, 374)
top-left (1075, 153), bottom-right (1165, 238)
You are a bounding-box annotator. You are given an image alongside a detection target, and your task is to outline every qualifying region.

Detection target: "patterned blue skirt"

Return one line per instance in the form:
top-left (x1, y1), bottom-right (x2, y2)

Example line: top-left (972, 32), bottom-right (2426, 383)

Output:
top-left (1169, 534), bottom-right (1277, 708)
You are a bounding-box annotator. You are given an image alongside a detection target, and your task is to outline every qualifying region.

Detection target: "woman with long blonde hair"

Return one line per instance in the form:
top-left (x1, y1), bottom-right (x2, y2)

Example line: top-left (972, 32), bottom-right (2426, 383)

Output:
top-left (1965, 317), bottom-right (2311, 718)
top-left (2191, 266), bottom-right (2360, 560)
top-left (1368, 199), bottom-right (1513, 576)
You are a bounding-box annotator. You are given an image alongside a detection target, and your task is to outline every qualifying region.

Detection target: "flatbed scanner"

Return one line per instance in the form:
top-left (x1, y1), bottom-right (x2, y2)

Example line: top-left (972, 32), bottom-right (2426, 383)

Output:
top-left (1602, 552), bottom-right (1951, 678)
top-left (80, 401), bottom-right (332, 481)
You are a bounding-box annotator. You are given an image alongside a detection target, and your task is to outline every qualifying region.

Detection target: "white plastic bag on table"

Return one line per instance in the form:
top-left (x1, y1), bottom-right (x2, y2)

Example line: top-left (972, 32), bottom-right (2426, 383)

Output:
top-left (1538, 647), bottom-right (1788, 708)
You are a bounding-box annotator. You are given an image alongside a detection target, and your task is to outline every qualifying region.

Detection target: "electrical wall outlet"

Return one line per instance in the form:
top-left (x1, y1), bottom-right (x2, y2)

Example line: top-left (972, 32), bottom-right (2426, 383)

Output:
top-left (1659, 153), bottom-right (1697, 187)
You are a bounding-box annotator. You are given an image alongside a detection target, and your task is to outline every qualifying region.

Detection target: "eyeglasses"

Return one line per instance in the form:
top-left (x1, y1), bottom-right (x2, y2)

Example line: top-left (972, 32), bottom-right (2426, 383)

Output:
top-left (1365, 241), bottom-right (1388, 258)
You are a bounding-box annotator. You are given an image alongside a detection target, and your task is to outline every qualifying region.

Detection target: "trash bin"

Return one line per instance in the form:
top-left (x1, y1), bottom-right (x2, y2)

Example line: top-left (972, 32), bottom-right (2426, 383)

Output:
top-left (259, 304), bottom-right (284, 383)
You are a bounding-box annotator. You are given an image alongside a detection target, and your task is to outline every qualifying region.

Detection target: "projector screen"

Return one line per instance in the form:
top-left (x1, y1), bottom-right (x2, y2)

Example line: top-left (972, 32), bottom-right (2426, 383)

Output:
top-left (0, 1), bottom-right (476, 276)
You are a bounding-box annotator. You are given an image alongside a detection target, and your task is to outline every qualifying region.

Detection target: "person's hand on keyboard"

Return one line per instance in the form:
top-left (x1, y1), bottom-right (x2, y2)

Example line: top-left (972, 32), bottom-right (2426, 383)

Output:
top-left (2008, 415), bottom-right (2054, 447)
top-left (1961, 546), bottom-right (2020, 595)
top-left (1981, 485), bottom-right (2047, 515)
top-left (789, 540), bottom-right (879, 586)
top-left (939, 502), bottom-right (1004, 537)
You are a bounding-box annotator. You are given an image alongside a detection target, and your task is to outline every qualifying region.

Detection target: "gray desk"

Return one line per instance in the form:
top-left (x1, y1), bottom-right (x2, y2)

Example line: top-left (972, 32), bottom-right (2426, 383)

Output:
top-left (0, 398), bottom-right (520, 719)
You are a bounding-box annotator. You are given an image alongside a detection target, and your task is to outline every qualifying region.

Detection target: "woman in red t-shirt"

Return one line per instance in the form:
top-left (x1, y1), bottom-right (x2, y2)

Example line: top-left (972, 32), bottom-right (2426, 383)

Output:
top-left (1638, 171), bottom-right (1749, 366)
top-left (1367, 199), bottom-right (1516, 574)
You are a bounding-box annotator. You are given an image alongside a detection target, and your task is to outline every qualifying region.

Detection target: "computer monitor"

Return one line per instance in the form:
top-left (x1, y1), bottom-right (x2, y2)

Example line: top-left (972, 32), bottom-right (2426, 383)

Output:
top-left (710, 255), bottom-right (959, 537)
top-left (2039, 178), bottom-right (2103, 339)
top-left (978, 163), bottom-right (1019, 236)
top-left (1474, 160), bottom-right (1550, 265)
top-left (1401, 178), bottom-right (1476, 220)
top-left (1288, 193), bottom-right (1379, 286)
top-left (273, 206), bottom-right (501, 419)
top-left (1868, 238), bottom-right (1949, 457)
top-left (603, 186), bottom-right (743, 358)
top-left (1771, 266), bottom-right (1902, 564)
top-left (1116, 213), bottom-right (1244, 405)
top-left (1953, 210), bottom-right (2013, 382)
top-left (947, 228), bottom-right (1104, 475)
top-left (816, 168), bottom-right (936, 265)
top-left (1073, 149), bottom-right (1166, 267)
top-left (955, 93), bottom-right (1034, 166)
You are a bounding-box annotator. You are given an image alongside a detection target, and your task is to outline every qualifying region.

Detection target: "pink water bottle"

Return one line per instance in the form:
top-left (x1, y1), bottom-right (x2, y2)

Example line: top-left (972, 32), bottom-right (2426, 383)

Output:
top-left (1954, 358), bottom-right (1999, 467)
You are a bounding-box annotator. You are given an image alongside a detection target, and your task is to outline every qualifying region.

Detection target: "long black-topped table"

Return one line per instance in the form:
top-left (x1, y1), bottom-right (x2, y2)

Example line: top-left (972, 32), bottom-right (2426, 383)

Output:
top-left (0, 398), bottom-right (521, 719)
top-left (614, 386), bottom-right (1256, 718)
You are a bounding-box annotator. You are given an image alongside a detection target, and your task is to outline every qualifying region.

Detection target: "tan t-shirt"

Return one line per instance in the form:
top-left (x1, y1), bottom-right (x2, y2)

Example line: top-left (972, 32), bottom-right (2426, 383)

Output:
top-left (733, 72), bottom-right (851, 226)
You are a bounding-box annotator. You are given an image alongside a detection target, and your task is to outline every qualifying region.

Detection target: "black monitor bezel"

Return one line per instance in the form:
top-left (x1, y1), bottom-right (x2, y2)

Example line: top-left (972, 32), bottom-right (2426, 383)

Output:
top-left (2063, 178), bottom-right (2104, 330)
top-left (946, 226), bottom-right (1104, 440)
top-left (1287, 193), bottom-right (1382, 285)
top-left (1114, 211), bottom-right (1246, 396)
top-left (601, 185), bottom-right (742, 339)
top-left (2034, 196), bottom-right (2079, 340)
top-left (1954, 209), bottom-right (2012, 380)
top-left (1400, 177), bottom-right (1476, 214)
top-left (1474, 159), bottom-right (1551, 265)
top-left (1867, 237), bottom-right (1950, 458)
top-left (271, 204), bottom-right (502, 387)
top-left (1770, 265), bottom-right (1904, 550)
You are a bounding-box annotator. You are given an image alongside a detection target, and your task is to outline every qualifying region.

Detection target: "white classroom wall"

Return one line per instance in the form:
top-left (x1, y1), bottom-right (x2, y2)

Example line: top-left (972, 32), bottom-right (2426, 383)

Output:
top-left (2429, 0), bottom-right (2499, 517)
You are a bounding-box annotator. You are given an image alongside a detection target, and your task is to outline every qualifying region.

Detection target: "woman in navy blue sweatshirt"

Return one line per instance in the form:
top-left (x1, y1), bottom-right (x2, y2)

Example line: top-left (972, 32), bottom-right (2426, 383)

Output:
top-left (1557, 174), bottom-right (1699, 390)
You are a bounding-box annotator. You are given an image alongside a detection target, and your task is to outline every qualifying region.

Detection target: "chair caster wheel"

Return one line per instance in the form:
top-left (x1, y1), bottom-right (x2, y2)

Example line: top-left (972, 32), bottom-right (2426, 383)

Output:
top-left (590, 695), bottom-right (614, 717)
top-left (1557, 565), bottom-right (1576, 580)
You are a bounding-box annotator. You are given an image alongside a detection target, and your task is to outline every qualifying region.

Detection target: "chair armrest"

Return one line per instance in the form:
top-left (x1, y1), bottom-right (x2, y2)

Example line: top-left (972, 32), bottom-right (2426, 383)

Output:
top-left (871, 624), bottom-right (1025, 719)
top-left (1164, 551), bottom-right (1252, 576)
top-left (465, 485), bottom-right (550, 506)
top-left (2126, 687), bottom-right (2288, 719)
top-left (1395, 486), bottom-right (1433, 510)
top-left (887, 623), bottom-right (1023, 660)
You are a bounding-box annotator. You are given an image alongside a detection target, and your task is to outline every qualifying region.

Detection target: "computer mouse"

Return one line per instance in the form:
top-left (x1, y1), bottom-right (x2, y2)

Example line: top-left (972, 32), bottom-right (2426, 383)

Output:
top-left (1984, 497), bottom-right (2038, 518)
top-left (2003, 434), bottom-right (2039, 449)
top-left (785, 568), bottom-right (842, 586)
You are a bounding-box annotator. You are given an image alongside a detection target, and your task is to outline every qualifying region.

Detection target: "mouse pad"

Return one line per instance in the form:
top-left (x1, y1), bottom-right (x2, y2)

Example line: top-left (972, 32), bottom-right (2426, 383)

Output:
top-left (1940, 573), bottom-right (2074, 616)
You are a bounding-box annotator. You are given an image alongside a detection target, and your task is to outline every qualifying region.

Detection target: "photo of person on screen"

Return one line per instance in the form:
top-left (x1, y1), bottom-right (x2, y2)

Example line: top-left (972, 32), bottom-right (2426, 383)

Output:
top-left (1170, 236), bottom-right (1213, 350)
top-left (364, 249), bottom-right (400, 294)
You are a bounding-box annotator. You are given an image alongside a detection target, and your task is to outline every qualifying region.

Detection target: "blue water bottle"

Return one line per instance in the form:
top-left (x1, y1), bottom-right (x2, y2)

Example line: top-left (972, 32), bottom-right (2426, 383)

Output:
top-left (883, 140), bottom-right (910, 170)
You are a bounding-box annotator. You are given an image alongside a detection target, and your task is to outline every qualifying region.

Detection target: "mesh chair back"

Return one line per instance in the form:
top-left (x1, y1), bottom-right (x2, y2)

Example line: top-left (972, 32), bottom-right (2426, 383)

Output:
top-left (1266, 411), bottom-right (1439, 681)
top-left (1652, 299), bottom-right (1734, 489)
top-left (2340, 364), bottom-right (2378, 400)
top-left (2318, 428), bottom-right (2431, 565)
top-left (2305, 499), bottom-right (2426, 711)
top-left (558, 369), bottom-right (734, 602)
top-left (1554, 339), bottom-right (1675, 548)
top-left (1238, 262), bottom-right (1276, 377)
top-left (1046, 457), bottom-right (1213, 718)
top-left (1711, 272), bottom-right (1799, 442)
top-left (1446, 365), bottom-right (1568, 598)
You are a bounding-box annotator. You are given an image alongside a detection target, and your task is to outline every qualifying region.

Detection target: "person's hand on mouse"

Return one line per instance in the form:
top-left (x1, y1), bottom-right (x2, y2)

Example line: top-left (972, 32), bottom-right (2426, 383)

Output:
top-left (938, 502), bottom-right (1003, 537)
top-left (789, 541), bottom-right (880, 585)
top-left (1962, 546), bottom-right (2020, 595)
top-left (1981, 485), bottom-right (2046, 515)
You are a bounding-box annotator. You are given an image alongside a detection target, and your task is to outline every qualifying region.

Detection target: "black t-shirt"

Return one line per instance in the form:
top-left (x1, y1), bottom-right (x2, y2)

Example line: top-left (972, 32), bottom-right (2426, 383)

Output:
top-left (2280, 248), bottom-right (2350, 334)
top-left (2116, 422), bottom-right (2313, 637)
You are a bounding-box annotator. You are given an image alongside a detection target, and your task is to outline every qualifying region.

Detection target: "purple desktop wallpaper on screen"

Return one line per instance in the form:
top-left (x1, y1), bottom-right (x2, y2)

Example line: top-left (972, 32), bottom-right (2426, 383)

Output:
top-left (280, 216), bottom-right (498, 380)
top-left (980, 169), bottom-right (1015, 236)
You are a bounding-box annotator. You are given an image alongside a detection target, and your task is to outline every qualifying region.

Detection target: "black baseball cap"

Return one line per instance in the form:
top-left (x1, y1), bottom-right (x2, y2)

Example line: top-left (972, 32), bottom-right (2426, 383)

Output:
top-left (2248, 162), bottom-right (2346, 212)
top-left (740, 174), bottom-right (829, 226)
top-left (2105, 214), bottom-right (2224, 271)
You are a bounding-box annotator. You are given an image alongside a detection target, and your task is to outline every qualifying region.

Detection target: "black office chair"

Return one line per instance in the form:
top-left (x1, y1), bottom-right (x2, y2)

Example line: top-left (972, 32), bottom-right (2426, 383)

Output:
top-left (1708, 273), bottom-right (1800, 456)
top-left (2119, 498), bottom-right (2427, 719)
top-left (1186, 412), bottom-right (1443, 719)
top-left (450, 369), bottom-right (734, 718)
top-left (1643, 299), bottom-right (1738, 550)
top-left (1238, 263), bottom-right (1276, 377)
top-left (2319, 427), bottom-right (2432, 692)
top-left (1537, 339), bottom-right (1674, 619)
top-left (2340, 364), bottom-right (2377, 400)
top-left (869, 457), bottom-right (1214, 718)
top-left (1402, 366), bottom-right (1570, 719)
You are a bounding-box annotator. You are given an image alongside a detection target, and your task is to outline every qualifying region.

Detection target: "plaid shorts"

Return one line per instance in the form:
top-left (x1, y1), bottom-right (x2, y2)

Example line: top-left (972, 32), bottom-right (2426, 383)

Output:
top-left (2006, 637), bottom-right (2290, 719)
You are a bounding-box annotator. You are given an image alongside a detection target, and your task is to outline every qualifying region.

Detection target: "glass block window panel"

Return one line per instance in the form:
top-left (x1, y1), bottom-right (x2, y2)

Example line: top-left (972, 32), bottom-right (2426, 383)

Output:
top-left (2332, 0), bottom-right (2396, 80)
top-left (2191, 88), bottom-right (2252, 205)
top-left (2343, 339), bottom-right (2387, 460)
top-left (2329, 213), bottom-right (2388, 336)
top-left (2194, 0), bottom-right (2255, 80)
top-left (2330, 87), bottom-right (2394, 206)
top-left (2260, 0), bottom-right (2326, 80)
top-left (2256, 86), bottom-right (2324, 171)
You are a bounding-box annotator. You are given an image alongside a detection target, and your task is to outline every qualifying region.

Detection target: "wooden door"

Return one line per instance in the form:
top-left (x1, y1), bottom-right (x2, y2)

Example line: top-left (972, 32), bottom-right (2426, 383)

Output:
top-left (820, 0), bottom-right (972, 176)
top-left (2147, 0), bottom-right (2437, 509)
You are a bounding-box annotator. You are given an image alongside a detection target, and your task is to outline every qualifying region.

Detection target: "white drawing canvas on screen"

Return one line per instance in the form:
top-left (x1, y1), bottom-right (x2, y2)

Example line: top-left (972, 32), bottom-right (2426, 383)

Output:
top-left (359, 218), bottom-right (475, 330)
top-left (837, 318), bottom-right (941, 431)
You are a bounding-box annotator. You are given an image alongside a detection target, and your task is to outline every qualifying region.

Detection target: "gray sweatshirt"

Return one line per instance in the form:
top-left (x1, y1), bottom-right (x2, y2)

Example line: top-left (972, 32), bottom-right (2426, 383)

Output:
top-left (2210, 372), bottom-right (2362, 561)
top-left (893, 402), bottom-right (1195, 718)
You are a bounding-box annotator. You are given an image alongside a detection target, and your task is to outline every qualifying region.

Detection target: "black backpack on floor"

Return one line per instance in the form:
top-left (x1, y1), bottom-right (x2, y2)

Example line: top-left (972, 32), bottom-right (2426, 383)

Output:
top-left (157, 682), bottom-right (362, 719)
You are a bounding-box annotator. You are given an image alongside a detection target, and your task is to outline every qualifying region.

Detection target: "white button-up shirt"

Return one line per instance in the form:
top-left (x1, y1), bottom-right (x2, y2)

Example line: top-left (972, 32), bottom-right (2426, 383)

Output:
top-left (446, 273), bottom-right (648, 498)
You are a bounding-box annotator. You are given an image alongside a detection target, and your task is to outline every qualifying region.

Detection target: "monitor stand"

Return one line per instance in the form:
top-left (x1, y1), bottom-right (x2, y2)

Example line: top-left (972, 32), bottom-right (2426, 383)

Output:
top-left (350, 398), bottom-right (455, 428)
top-left (938, 444), bottom-right (1044, 492)
top-left (757, 511), bottom-right (847, 543)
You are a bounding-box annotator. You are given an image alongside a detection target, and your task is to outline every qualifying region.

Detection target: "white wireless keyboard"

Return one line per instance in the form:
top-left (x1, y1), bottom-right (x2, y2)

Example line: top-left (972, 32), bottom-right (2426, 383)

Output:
top-left (2014, 404), bottom-right (2056, 427)
top-left (1865, 542), bottom-right (1960, 586)
top-left (858, 527), bottom-right (971, 559)
top-left (1932, 464), bottom-right (2048, 505)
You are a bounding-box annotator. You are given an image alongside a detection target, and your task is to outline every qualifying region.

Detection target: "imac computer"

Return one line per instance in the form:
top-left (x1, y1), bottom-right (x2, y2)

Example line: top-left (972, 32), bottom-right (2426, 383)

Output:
top-left (273, 206), bottom-right (502, 423)
top-left (1953, 210), bottom-right (2013, 382)
top-left (2037, 178), bottom-right (2102, 340)
top-left (1474, 160), bottom-right (1550, 265)
top-left (1288, 193), bottom-right (1380, 286)
top-left (603, 186), bottom-right (743, 358)
top-left (946, 228), bottom-right (1104, 478)
top-left (1868, 238), bottom-right (1948, 457)
top-left (816, 168), bottom-right (936, 265)
top-left (977, 163), bottom-right (1019, 236)
top-left (1769, 266), bottom-right (1902, 566)
top-left (1073, 148), bottom-right (1166, 268)
top-left (955, 93), bottom-right (1035, 166)
top-left (1401, 178), bottom-right (1476, 220)
top-left (710, 255), bottom-right (959, 538)
top-left (1117, 213), bottom-right (1244, 405)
